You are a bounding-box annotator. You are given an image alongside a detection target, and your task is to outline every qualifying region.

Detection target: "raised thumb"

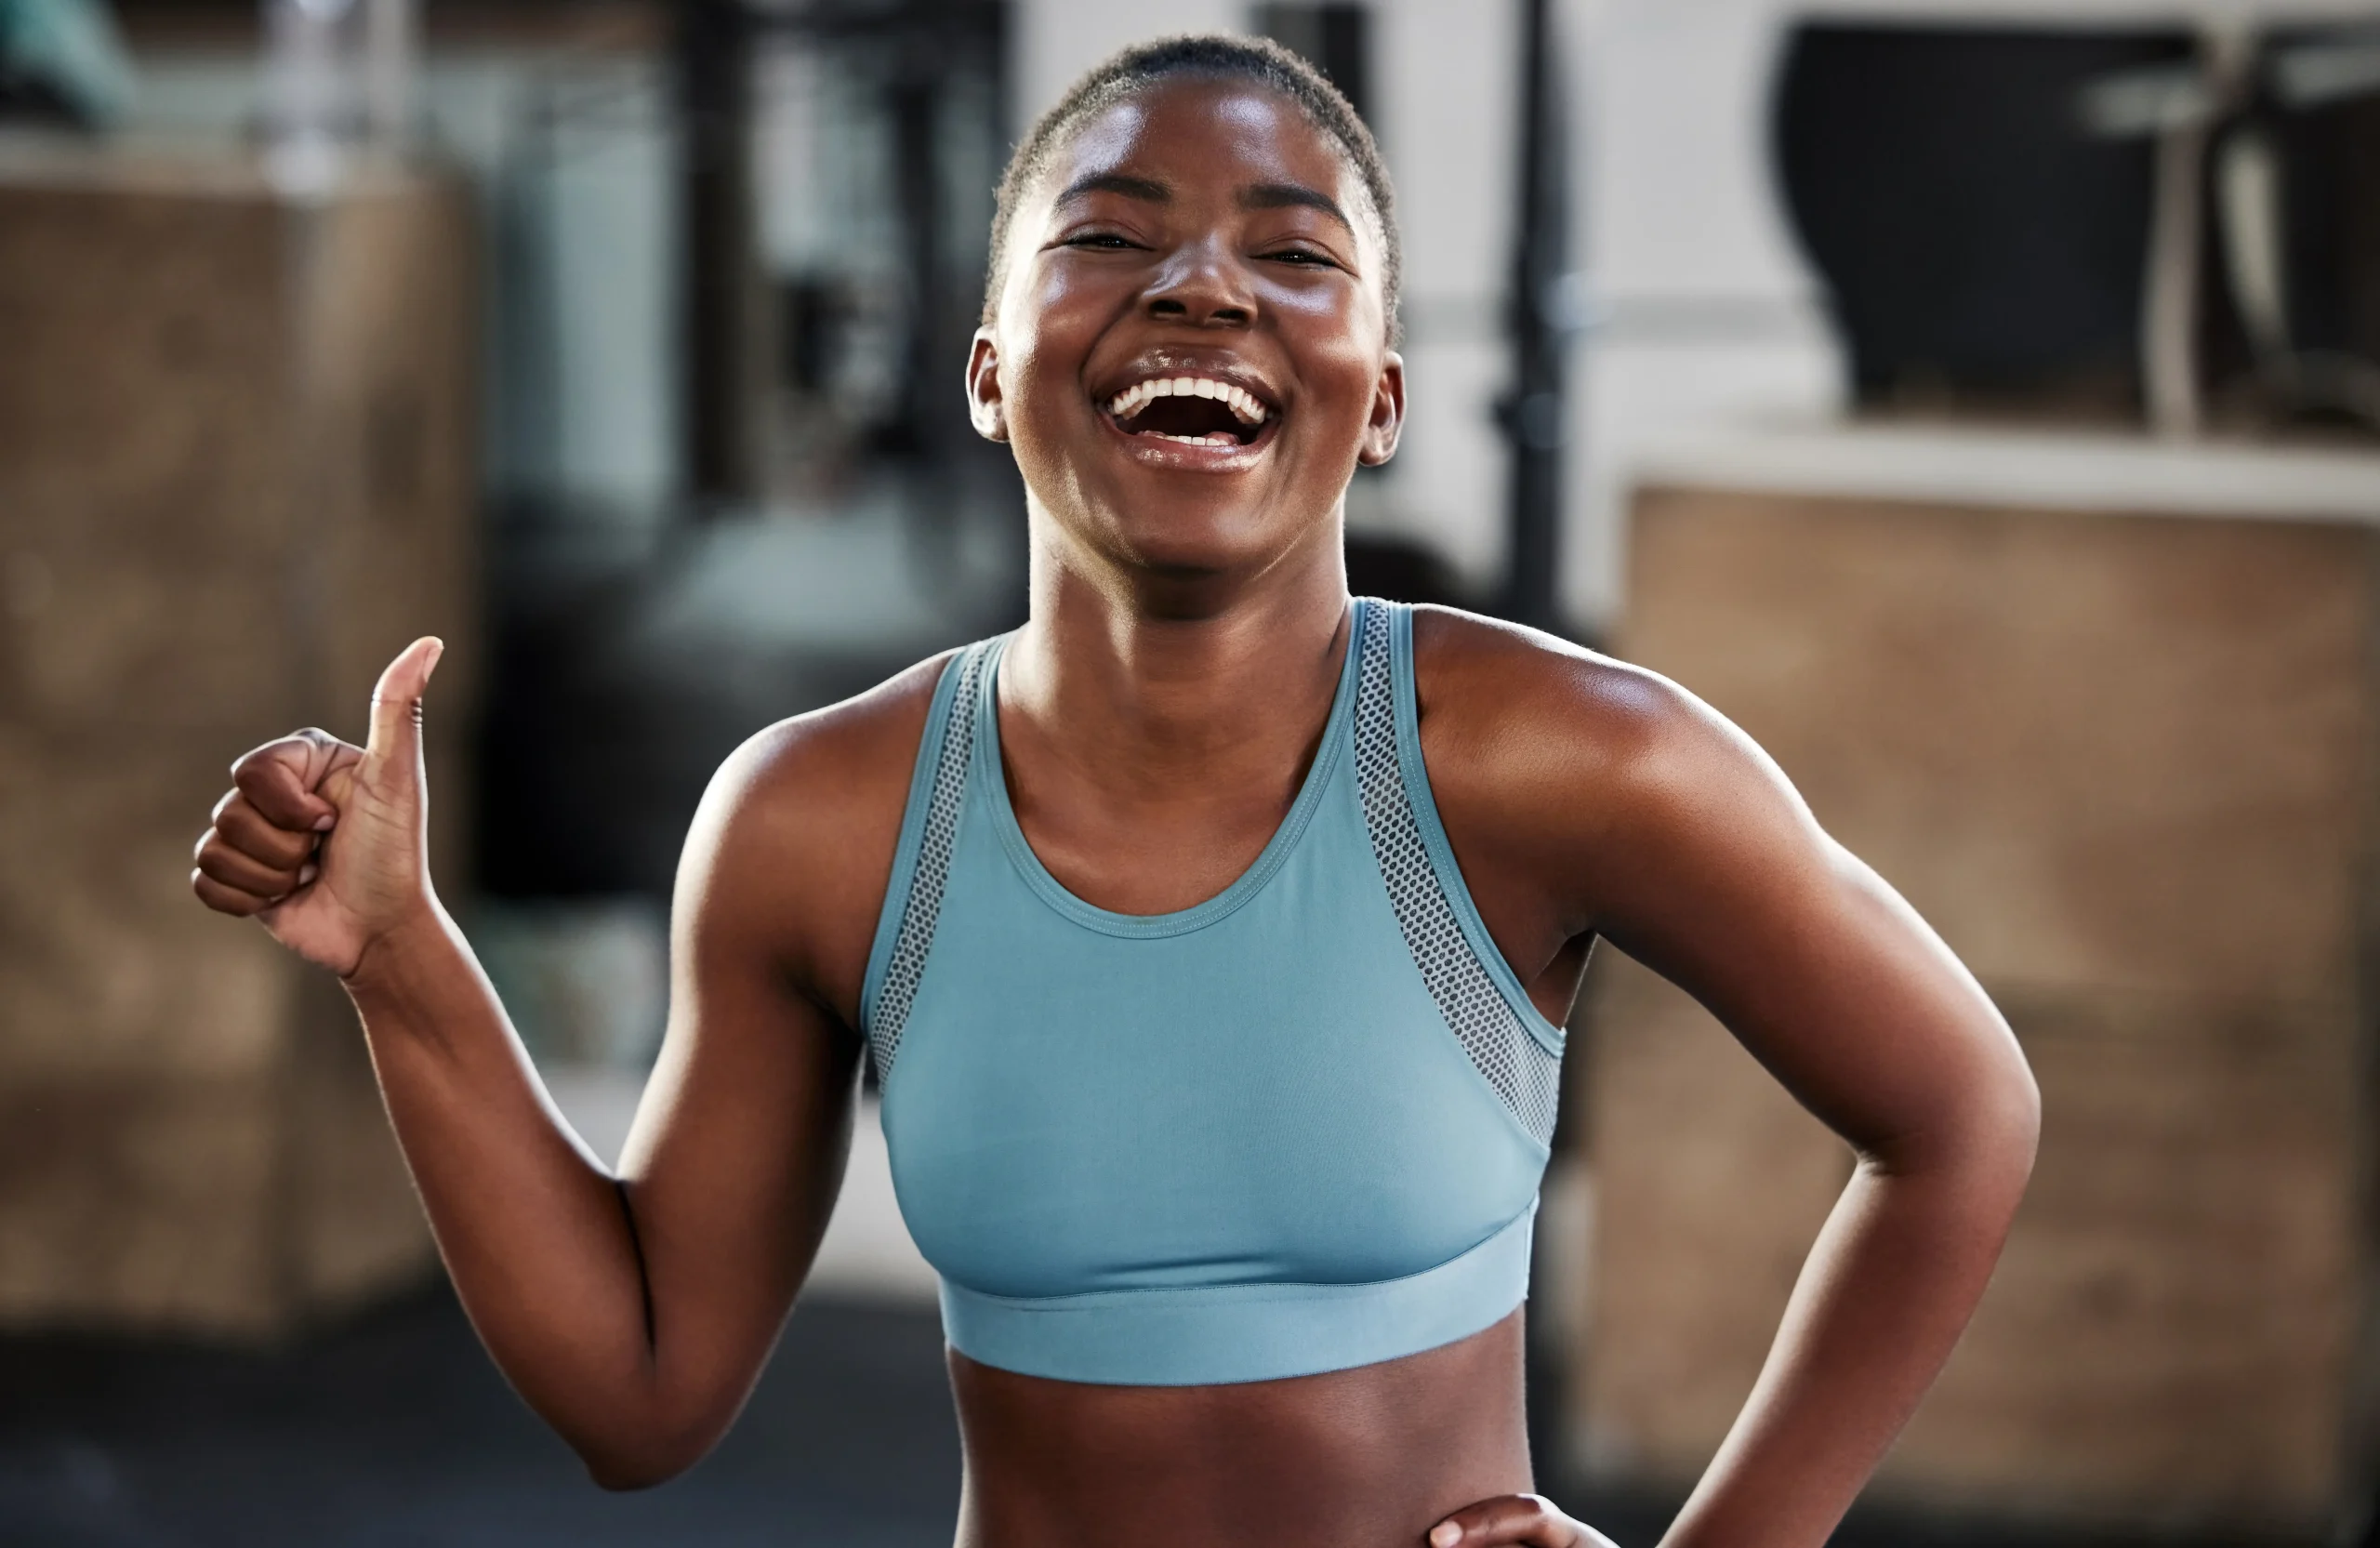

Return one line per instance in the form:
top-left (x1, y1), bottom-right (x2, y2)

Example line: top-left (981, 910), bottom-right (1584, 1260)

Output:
top-left (363, 637), bottom-right (445, 783)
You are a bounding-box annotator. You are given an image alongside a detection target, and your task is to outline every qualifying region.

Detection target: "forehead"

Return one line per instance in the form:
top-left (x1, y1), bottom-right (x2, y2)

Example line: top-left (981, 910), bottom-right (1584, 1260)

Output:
top-left (1034, 76), bottom-right (1372, 233)
top-left (1065, 78), bottom-right (1344, 179)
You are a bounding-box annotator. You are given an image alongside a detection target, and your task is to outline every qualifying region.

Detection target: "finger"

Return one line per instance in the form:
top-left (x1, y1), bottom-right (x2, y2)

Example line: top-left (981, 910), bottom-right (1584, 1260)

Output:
top-left (194, 830), bottom-right (305, 899)
top-left (231, 732), bottom-right (348, 831)
top-left (1428, 1494), bottom-right (1591, 1547)
top-left (192, 868), bottom-right (278, 919)
top-left (207, 793), bottom-right (319, 870)
top-left (363, 636), bottom-right (444, 785)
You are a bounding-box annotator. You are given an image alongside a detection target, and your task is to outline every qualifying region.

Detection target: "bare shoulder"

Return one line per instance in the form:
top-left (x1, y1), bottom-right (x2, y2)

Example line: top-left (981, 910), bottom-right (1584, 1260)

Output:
top-left (1408, 605), bottom-right (1817, 926)
top-left (679, 649), bottom-right (961, 1025)
top-left (703, 650), bottom-right (957, 841)
top-left (1408, 604), bottom-right (1755, 808)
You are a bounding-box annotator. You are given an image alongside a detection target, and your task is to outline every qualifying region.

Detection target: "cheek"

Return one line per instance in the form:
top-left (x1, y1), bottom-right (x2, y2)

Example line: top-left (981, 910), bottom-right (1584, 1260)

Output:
top-left (994, 339), bottom-right (1092, 496)
top-left (1266, 261), bottom-right (1385, 335)
top-left (1295, 337), bottom-right (1385, 438)
top-left (1001, 273), bottom-right (1112, 421)
top-left (1263, 284), bottom-right (1386, 413)
top-left (1020, 257), bottom-right (1127, 349)
top-left (997, 339), bottom-right (1078, 439)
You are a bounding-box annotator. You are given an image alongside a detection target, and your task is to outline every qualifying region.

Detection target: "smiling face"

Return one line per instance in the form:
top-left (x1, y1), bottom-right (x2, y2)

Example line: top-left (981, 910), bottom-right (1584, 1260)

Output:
top-left (969, 77), bottom-right (1405, 599)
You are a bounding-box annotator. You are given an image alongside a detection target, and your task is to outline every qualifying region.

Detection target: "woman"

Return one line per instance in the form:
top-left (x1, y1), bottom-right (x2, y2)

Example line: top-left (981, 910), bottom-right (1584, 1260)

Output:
top-left (192, 36), bottom-right (2038, 1548)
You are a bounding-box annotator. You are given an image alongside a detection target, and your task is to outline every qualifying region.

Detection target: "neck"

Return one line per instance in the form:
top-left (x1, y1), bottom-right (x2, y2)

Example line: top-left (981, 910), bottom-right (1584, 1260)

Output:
top-left (1003, 502), bottom-right (1354, 795)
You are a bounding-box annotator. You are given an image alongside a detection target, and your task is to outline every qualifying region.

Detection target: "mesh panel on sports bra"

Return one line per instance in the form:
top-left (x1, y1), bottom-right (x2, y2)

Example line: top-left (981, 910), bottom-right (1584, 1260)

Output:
top-left (1352, 604), bottom-right (1563, 1148)
top-left (868, 643), bottom-right (987, 1085)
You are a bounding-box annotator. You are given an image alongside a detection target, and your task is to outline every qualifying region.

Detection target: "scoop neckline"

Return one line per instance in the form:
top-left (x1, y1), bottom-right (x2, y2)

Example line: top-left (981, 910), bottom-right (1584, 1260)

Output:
top-left (974, 599), bottom-right (1368, 939)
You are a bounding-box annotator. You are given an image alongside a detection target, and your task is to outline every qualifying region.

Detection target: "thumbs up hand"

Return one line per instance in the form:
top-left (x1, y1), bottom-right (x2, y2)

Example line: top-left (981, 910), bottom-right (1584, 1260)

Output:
top-left (192, 638), bottom-right (445, 979)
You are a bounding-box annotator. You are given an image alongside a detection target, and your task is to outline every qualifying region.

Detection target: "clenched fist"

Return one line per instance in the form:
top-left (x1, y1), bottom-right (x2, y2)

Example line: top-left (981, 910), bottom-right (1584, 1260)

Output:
top-left (192, 638), bottom-right (444, 978)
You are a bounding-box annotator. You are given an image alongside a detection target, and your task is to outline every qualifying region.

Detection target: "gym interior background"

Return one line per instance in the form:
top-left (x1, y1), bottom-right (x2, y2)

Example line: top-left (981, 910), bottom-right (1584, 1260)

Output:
top-left (4, 0), bottom-right (2380, 1542)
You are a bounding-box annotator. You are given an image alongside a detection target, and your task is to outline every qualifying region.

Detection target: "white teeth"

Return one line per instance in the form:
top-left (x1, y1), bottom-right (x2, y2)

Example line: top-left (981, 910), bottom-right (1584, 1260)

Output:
top-left (1103, 375), bottom-right (1272, 427)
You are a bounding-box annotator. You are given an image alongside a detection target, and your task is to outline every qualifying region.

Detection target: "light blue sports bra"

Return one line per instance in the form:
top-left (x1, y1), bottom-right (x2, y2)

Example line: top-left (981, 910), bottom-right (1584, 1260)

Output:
top-left (859, 599), bottom-right (1566, 1386)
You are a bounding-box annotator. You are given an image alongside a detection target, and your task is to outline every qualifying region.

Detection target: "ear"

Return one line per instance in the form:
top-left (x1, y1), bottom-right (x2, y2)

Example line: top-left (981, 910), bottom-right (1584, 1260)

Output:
top-left (967, 329), bottom-right (1009, 443)
top-left (1356, 350), bottom-right (1406, 467)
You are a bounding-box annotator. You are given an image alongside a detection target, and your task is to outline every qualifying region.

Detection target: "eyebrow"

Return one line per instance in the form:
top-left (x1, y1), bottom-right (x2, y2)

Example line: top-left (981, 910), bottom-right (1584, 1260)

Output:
top-left (1052, 174), bottom-right (1355, 237)
top-left (1053, 173), bottom-right (1171, 207)
top-left (1237, 181), bottom-right (1354, 235)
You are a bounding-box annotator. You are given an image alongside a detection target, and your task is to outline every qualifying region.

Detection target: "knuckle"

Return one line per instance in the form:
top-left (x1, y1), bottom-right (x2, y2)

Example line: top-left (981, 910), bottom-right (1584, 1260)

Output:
top-left (217, 801), bottom-right (298, 855)
top-left (200, 845), bottom-right (279, 892)
top-left (192, 871), bottom-right (247, 915)
top-left (235, 733), bottom-right (322, 783)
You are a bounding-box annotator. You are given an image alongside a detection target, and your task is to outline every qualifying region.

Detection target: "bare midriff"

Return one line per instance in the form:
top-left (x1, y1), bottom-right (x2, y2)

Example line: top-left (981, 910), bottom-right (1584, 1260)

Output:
top-left (948, 1308), bottom-right (1533, 1548)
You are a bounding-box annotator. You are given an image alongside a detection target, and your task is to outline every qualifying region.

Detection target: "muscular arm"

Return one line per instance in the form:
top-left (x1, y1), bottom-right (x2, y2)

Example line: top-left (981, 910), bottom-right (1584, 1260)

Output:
top-left (1587, 693), bottom-right (2036, 1548)
top-left (345, 739), bottom-right (860, 1488)
top-left (1418, 612), bottom-right (2039, 1548)
top-left (194, 643), bottom-right (940, 1488)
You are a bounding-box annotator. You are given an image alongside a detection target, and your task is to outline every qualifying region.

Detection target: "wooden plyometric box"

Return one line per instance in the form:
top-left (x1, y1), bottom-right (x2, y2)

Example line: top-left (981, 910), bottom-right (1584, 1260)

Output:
top-left (1570, 432), bottom-right (2380, 1540)
top-left (0, 141), bottom-right (477, 1335)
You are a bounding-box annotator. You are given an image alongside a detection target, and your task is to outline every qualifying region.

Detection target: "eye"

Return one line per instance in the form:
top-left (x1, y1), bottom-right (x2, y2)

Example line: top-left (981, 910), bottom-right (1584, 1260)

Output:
top-left (1261, 245), bottom-right (1341, 269)
top-left (1062, 232), bottom-right (1141, 251)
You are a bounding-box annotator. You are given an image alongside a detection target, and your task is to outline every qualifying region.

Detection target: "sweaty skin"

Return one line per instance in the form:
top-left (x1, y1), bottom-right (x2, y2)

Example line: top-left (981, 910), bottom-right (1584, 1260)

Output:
top-left (193, 76), bottom-right (2038, 1548)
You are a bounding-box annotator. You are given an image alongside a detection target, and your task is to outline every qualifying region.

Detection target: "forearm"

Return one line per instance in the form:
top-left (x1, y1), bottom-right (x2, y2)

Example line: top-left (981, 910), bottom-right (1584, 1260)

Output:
top-left (1659, 1124), bottom-right (2034, 1548)
top-left (344, 903), bottom-right (691, 1482)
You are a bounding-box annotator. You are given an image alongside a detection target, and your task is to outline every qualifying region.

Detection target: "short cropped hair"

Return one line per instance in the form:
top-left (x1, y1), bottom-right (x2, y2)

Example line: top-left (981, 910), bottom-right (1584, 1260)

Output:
top-left (982, 33), bottom-right (1402, 341)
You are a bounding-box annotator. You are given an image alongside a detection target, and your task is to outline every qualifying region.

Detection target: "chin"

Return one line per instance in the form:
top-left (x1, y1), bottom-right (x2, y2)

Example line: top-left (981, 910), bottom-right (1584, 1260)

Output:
top-left (1015, 433), bottom-right (1342, 595)
top-left (1090, 491), bottom-right (1322, 586)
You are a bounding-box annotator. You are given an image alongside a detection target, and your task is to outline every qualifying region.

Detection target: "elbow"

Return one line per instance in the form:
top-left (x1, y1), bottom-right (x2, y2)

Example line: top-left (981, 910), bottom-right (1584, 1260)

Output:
top-left (2012, 1060), bottom-right (2043, 1165)
top-left (1938, 1044), bottom-right (2043, 1218)
top-left (571, 1413), bottom-right (721, 1492)
top-left (1990, 1037), bottom-right (2043, 1183)
top-left (1866, 1043), bottom-right (2042, 1210)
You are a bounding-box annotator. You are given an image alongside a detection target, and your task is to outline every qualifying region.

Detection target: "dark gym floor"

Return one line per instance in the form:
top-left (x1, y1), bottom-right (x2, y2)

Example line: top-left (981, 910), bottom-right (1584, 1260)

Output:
top-left (0, 1290), bottom-right (963, 1548)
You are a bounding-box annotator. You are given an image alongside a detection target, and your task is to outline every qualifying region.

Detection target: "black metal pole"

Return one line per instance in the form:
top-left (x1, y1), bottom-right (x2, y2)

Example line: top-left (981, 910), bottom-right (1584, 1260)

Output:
top-left (1499, 0), bottom-right (1570, 632)
top-left (679, 0), bottom-right (763, 509)
top-left (1512, 0), bottom-right (1579, 1482)
top-left (888, 68), bottom-right (942, 460)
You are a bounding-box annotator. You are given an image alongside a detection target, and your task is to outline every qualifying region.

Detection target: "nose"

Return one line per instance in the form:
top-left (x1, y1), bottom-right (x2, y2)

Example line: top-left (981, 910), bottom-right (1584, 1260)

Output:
top-left (1144, 237), bottom-right (1253, 328)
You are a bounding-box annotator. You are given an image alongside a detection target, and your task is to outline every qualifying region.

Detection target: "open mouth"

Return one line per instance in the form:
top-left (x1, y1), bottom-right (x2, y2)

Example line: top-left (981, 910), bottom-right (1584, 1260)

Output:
top-left (1103, 376), bottom-right (1273, 448)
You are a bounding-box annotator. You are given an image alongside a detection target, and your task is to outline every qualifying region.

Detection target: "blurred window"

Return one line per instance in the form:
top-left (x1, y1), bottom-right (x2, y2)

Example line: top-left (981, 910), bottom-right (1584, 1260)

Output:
top-left (747, 3), bottom-right (1005, 499)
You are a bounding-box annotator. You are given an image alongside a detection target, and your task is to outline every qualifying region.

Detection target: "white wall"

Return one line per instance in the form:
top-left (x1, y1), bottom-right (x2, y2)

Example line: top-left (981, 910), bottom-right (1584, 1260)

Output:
top-left (1363, 0), bottom-right (1522, 588)
top-left (1565, 0), bottom-right (1841, 628)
